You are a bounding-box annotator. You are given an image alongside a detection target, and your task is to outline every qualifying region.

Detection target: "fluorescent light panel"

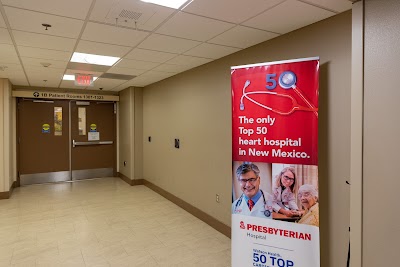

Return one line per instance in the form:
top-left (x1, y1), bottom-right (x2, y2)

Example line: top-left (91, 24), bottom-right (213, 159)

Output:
top-left (140, 0), bottom-right (188, 9)
top-left (70, 52), bottom-right (120, 66)
top-left (63, 74), bottom-right (98, 81)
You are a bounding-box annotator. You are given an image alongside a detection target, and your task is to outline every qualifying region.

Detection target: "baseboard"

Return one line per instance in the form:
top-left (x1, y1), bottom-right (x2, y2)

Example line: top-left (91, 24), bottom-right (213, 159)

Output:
top-left (143, 180), bottom-right (231, 238)
top-left (9, 181), bottom-right (17, 196)
top-left (118, 172), bottom-right (133, 185)
top-left (117, 172), bottom-right (144, 186)
top-left (0, 181), bottom-right (18, 199)
top-left (117, 174), bottom-right (231, 237)
top-left (0, 191), bottom-right (9, 199)
top-left (132, 179), bottom-right (144, 185)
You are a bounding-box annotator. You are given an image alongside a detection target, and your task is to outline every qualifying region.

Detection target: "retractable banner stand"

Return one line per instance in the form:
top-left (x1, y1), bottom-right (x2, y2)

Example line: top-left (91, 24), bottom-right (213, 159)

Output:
top-left (231, 57), bottom-right (320, 267)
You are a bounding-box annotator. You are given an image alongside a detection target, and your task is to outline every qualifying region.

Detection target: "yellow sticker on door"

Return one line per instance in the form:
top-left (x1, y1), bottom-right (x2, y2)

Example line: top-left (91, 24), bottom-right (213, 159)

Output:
top-left (90, 123), bottom-right (97, 132)
top-left (42, 123), bottom-right (50, 133)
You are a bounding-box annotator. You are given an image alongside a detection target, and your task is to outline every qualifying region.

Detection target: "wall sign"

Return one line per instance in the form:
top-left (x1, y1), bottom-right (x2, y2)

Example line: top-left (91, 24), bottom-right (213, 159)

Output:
top-left (12, 90), bottom-right (119, 102)
top-left (231, 57), bottom-right (320, 267)
top-left (88, 132), bottom-right (100, 141)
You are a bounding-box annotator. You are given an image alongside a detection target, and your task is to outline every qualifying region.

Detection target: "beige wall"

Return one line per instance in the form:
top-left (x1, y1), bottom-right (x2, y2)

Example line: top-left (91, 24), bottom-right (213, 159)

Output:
top-left (143, 11), bottom-right (351, 267)
top-left (0, 79), bottom-right (4, 192)
top-left (119, 87), bottom-right (143, 181)
top-left (0, 79), bottom-right (16, 193)
top-left (134, 88), bottom-right (143, 180)
top-left (363, 0), bottom-right (400, 265)
top-left (119, 88), bottom-right (133, 179)
top-left (350, 2), bottom-right (363, 266)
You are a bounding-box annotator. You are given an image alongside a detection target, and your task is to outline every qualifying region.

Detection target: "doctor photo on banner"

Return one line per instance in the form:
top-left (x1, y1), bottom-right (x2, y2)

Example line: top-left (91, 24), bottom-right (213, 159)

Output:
top-left (232, 162), bottom-right (273, 218)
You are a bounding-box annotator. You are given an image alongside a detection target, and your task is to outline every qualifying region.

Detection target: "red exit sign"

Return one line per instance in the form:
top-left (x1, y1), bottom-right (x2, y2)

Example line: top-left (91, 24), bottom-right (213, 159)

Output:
top-left (75, 74), bottom-right (94, 86)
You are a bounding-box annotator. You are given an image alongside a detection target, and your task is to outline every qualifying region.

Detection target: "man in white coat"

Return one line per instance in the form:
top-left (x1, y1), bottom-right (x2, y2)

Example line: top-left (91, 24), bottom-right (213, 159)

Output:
top-left (232, 162), bottom-right (273, 219)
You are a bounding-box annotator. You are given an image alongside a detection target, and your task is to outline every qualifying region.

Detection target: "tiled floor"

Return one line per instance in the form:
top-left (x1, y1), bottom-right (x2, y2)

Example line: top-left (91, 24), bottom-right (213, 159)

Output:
top-left (0, 178), bottom-right (231, 267)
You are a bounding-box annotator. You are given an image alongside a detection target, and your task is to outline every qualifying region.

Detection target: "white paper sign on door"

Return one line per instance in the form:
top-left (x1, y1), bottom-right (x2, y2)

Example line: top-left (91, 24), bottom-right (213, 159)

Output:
top-left (88, 132), bottom-right (100, 141)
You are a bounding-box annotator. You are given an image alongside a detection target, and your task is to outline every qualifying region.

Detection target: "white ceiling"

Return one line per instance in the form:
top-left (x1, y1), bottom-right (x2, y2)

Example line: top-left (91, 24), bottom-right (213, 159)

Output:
top-left (0, 0), bottom-right (352, 91)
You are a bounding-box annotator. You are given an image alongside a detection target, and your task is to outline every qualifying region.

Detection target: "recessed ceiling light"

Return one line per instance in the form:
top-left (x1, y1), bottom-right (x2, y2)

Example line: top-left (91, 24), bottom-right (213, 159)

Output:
top-left (63, 74), bottom-right (98, 81)
top-left (140, 0), bottom-right (189, 9)
top-left (70, 52), bottom-right (120, 66)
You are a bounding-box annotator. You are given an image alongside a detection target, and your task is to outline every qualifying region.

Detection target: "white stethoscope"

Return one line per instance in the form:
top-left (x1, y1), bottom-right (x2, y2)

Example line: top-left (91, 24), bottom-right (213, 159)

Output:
top-left (234, 190), bottom-right (272, 217)
top-left (239, 71), bottom-right (318, 117)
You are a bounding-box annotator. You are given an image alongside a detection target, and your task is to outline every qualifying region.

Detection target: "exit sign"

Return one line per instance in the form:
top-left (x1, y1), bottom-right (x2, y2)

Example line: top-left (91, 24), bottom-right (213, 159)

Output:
top-left (75, 74), bottom-right (94, 86)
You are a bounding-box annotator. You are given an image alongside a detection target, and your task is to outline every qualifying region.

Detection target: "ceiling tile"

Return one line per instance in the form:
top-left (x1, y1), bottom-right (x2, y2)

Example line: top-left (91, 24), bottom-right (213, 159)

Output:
top-left (18, 46), bottom-right (72, 61)
top-left (81, 22), bottom-right (149, 47)
top-left (304, 0), bottom-right (352, 13)
top-left (243, 0), bottom-right (335, 34)
top-left (0, 44), bottom-right (20, 64)
top-left (111, 82), bottom-right (130, 91)
top-left (0, 12), bottom-right (6, 28)
top-left (59, 80), bottom-right (87, 89)
top-left (114, 58), bottom-right (159, 70)
top-left (156, 12), bottom-right (234, 42)
top-left (128, 71), bottom-right (176, 87)
top-left (1, 0), bottom-right (93, 20)
top-left (28, 78), bottom-right (60, 88)
top-left (13, 31), bottom-right (76, 51)
top-left (209, 26), bottom-right (279, 49)
top-left (8, 76), bottom-right (29, 86)
top-left (138, 34), bottom-right (200, 54)
top-left (184, 43), bottom-right (240, 59)
top-left (76, 40), bottom-right (132, 57)
top-left (65, 69), bottom-right (103, 77)
top-left (0, 28), bottom-right (12, 44)
top-left (4, 7), bottom-right (84, 38)
top-left (90, 78), bottom-right (125, 90)
top-left (90, 0), bottom-right (174, 31)
top-left (166, 55), bottom-right (211, 67)
top-left (124, 48), bottom-right (177, 63)
top-left (21, 57), bottom-right (68, 69)
top-left (25, 65), bottom-right (65, 77)
top-left (183, 0), bottom-right (285, 24)
top-left (153, 63), bottom-right (192, 73)
top-left (66, 62), bottom-right (110, 73)
top-left (25, 67), bottom-right (64, 87)
top-left (106, 66), bottom-right (146, 76)
top-left (0, 63), bottom-right (28, 85)
top-left (0, 63), bottom-right (23, 72)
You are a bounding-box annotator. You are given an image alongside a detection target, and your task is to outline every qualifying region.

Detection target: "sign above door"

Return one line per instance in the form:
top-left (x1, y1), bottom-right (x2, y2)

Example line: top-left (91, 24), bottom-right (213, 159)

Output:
top-left (12, 90), bottom-right (119, 102)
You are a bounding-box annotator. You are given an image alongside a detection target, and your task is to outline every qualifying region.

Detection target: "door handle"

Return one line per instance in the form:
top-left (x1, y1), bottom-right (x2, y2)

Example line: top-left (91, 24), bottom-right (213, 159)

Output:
top-left (72, 140), bottom-right (113, 147)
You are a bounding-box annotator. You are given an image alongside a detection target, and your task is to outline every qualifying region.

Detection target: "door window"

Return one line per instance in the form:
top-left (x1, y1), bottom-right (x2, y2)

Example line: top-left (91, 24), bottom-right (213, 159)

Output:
top-left (78, 107), bottom-right (86, 135)
top-left (54, 107), bottom-right (62, 136)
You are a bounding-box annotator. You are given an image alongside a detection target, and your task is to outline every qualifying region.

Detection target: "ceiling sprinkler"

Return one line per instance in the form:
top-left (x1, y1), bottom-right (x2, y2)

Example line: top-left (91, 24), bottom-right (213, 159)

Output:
top-left (42, 23), bottom-right (52, 30)
top-left (40, 62), bottom-right (51, 68)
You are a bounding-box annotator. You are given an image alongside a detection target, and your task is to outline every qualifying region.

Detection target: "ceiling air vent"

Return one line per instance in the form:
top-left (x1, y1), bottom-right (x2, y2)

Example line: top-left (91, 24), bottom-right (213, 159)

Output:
top-left (105, 4), bottom-right (155, 29)
top-left (119, 9), bottom-right (143, 21)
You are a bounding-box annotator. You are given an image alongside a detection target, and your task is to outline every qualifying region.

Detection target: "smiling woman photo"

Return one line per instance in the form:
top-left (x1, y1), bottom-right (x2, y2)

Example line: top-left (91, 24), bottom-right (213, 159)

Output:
top-left (272, 167), bottom-right (299, 217)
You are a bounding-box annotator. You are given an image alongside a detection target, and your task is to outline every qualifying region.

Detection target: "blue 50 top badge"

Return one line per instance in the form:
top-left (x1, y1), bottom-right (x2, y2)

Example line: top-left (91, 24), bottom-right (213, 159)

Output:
top-left (42, 123), bottom-right (50, 133)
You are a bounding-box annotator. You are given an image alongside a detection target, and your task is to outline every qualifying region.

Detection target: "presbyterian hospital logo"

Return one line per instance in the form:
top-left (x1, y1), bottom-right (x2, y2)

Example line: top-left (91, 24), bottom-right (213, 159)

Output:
top-left (240, 221), bottom-right (245, 229)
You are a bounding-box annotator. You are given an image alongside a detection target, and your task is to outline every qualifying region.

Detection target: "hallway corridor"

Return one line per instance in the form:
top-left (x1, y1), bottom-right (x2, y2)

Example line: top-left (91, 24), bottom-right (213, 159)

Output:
top-left (0, 178), bottom-right (230, 266)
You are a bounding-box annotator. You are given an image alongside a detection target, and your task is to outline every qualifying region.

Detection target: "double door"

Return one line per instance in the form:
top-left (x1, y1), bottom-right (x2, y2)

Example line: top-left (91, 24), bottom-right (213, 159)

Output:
top-left (18, 99), bottom-right (116, 185)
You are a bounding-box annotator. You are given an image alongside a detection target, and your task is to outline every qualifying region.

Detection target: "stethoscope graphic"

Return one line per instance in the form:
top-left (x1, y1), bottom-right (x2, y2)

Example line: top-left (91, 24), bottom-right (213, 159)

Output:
top-left (234, 190), bottom-right (272, 217)
top-left (239, 71), bottom-right (318, 117)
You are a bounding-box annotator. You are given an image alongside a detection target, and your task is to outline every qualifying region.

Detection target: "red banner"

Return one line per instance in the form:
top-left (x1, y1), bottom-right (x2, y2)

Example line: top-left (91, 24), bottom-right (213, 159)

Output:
top-left (232, 59), bottom-right (319, 165)
top-left (231, 58), bottom-right (320, 267)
